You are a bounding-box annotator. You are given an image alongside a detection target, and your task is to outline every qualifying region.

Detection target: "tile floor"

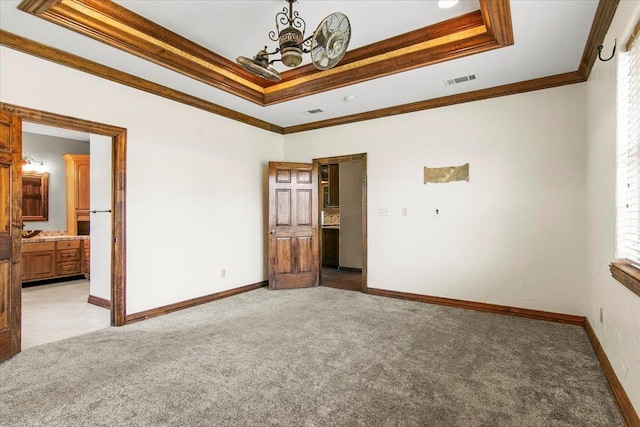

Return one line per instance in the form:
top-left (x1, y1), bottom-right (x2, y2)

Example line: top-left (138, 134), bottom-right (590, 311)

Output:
top-left (21, 279), bottom-right (111, 349)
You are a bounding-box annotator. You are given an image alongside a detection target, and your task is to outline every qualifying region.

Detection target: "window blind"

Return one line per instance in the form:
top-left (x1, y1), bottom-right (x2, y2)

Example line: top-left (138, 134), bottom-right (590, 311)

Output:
top-left (616, 34), bottom-right (640, 266)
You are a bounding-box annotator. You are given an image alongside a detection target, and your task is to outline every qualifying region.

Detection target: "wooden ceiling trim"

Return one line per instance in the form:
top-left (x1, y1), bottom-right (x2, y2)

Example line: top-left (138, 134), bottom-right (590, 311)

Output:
top-left (0, 30), bottom-right (284, 134)
top-left (578, 0), bottom-right (620, 80)
top-left (269, 10), bottom-right (487, 85)
top-left (265, 33), bottom-right (500, 106)
top-left (18, 0), bottom-right (513, 106)
top-left (7, 1), bottom-right (617, 136)
top-left (627, 18), bottom-right (640, 52)
top-left (480, 0), bottom-right (514, 46)
top-left (265, 25), bottom-right (488, 93)
top-left (282, 71), bottom-right (585, 134)
top-left (18, 0), bottom-right (266, 105)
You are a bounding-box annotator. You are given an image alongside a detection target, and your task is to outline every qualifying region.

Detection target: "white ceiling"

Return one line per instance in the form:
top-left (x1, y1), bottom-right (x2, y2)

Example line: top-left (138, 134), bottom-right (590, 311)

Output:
top-left (0, 1), bottom-right (600, 129)
top-left (23, 123), bottom-right (90, 142)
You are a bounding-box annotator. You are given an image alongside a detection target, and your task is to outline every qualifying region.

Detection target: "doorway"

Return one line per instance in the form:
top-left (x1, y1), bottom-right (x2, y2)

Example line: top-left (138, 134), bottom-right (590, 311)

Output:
top-left (20, 124), bottom-right (112, 348)
top-left (313, 153), bottom-right (367, 292)
top-left (1, 102), bottom-right (127, 346)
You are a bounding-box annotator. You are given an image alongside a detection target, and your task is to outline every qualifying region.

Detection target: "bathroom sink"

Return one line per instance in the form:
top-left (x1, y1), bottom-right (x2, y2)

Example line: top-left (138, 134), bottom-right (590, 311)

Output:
top-left (22, 230), bottom-right (42, 238)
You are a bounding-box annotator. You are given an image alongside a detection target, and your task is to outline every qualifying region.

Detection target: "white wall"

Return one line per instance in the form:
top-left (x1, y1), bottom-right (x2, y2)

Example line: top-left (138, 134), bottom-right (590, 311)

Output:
top-left (585, 0), bottom-right (640, 414)
top-left (1, 46), bottom-right (284, 314)
top-left (89, 134), bottom-right (112, 301)
top-left (284, 85), bottom-right (588, 316)
top-left (339, 160), bottom-right (363, 269)
top-left (22, 132), bottom-right (90, 231)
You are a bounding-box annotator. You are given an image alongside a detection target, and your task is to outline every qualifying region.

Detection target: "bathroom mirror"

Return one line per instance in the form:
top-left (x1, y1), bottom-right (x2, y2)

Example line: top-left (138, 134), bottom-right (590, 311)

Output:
top-left (22, 171), bottom-right (49, 221)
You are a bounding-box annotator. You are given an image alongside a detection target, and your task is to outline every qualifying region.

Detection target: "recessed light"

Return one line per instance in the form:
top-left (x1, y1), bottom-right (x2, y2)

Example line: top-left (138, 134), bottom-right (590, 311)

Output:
top-left (344, 95), bottom-right (357, 102)
top-left (438, 0), bottom-right (459, 8)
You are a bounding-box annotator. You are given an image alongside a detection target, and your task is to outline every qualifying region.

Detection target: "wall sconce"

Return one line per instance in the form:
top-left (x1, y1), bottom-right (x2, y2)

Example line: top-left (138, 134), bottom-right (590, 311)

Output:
top-left (22, 156), bottom-right (44, 166)
top-left (22, 156), bottom-right (45, 170)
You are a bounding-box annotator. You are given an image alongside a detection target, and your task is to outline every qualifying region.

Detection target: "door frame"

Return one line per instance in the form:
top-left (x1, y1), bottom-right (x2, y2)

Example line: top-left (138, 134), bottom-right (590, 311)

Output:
top-left (1, 103), bottom-right (127, 327)
top-left (313, 153), bottom-right (367, 292)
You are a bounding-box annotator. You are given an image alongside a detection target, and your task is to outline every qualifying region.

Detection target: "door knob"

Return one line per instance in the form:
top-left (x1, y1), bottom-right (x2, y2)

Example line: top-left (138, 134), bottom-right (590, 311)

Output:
top-left (270, 229), bottom-right (276, 234)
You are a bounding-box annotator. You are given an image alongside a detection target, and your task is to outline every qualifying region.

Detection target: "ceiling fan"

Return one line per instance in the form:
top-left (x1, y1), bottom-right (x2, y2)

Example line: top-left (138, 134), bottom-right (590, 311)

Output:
top-left (236, 0), bottom-right (351, 82)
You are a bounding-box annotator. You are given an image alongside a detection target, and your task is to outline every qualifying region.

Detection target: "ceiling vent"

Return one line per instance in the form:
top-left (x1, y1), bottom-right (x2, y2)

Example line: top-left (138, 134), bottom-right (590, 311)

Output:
top-left (444, 74), bottom-right (476, 86)
top-left (303, 108), bottom-right (324, 115)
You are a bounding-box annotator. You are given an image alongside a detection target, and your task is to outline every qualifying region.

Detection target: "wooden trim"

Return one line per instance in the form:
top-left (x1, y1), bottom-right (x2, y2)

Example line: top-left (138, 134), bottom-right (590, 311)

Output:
top-left (4, 1), bottom-right (617, 135)
top-left (263, 11), bottom-right (506, 105)
top-left (1, 103), bottom-right (128, 327)
top-left (87, 294), bottom-right (111, 309)
top-left (17, 0), bottom-right (266, 104)
top-left (111, 130), bottom-right (126, 326)
top-left (0, 30), bottom-right (283, 134)
top-left (584, 319), bottom-right (640, 427)
top-left (480, 0), bottom-right (514, 46)
top-left (367, 288), bottom-right (585, 325)
top-left (17, 0), bottom-right (513, 106)
top-left (627, 17), bottom-right (640, 52)
top-left (338, 267), bottom-right (362, 273)
top-left (313, 153), bottom-right (367, 293)
top-left (1, 102), bottom-right (125, 136)
top-left (125, 281), bottom-right (268, 324)
top-left (578, 0), bottom-right (620, 79)
top-left (284, 71), bottom-right (585, 134)
top-left (609, 261), bottom-right (640, 299)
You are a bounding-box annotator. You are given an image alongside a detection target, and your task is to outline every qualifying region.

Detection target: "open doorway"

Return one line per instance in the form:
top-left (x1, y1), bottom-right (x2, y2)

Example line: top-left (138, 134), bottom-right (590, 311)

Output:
top-left (313, 153), bottom-right (367, 292)
top-left (1, 102), bottom-right (128, 357)
top-left (20, 124), bottom-right (112, 349)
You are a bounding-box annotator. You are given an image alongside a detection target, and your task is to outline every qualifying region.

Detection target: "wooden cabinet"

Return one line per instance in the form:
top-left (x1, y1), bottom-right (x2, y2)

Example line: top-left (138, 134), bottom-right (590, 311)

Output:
top-left (321, 164), bottom-right (339, 208)
top-left (56, 240), bottom-right (82, 277)
top-left (328, 164), bottom-right (339, 207)
top-left (22, 241), bottom-right (56, 281)
top-left (83, 240), bottom-right (90, 280)
top-left (63, 154), bottom-right (90, 236)
top-left (22, 171), bottom-right (49, 221)
top-left (22, 239), bottom-right (87, 283)
top-left (322, 228), bottom-right (339, 267)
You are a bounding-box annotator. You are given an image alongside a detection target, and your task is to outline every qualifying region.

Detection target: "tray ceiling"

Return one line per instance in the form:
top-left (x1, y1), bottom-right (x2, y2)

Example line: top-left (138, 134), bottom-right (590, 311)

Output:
top-left (0, 1), bottom-right (613, 133)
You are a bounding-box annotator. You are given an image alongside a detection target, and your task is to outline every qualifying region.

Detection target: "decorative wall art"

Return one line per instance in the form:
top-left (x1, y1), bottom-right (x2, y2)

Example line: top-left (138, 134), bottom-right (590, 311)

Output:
top-left (423, 163), bottom-right (469, 184)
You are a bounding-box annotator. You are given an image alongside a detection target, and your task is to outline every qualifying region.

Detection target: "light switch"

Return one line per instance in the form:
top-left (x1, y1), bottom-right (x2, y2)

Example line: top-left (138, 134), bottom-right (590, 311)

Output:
top-left (378, 208), bottom-right (389, 216)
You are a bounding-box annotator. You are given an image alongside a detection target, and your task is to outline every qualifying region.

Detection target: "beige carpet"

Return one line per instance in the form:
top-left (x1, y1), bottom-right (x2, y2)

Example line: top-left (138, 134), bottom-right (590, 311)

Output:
top-left (1, 287), bottom-right (624, 426)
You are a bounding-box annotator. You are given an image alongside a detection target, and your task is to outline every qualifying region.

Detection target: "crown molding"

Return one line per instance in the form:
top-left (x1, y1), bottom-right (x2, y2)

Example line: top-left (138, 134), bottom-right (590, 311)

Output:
top-left (18, 0), bottom-right (513, 106)
top-left (0, 30), bottom-right (283, 134)
top-left (1, 0), bottom-right (618, 135)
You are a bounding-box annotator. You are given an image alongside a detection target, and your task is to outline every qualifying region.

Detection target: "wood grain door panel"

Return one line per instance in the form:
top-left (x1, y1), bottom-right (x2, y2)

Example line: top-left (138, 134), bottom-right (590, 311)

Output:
top-left (268, 162), bottom-right (319, 289)
top-left (0, 109), bottom-right (21, 362)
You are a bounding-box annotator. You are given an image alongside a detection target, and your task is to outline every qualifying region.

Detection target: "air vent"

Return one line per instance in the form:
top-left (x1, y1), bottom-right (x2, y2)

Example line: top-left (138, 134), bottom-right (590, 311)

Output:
top-left (303, 108), bottom-right (324, 115)
top-left (444, 74), bottom-right (476, 86)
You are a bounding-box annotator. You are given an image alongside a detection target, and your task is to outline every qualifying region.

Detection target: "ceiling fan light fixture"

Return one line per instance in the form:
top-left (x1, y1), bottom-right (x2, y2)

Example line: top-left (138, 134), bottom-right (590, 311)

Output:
top-left (236, 50), bottom-right (282, 82)
top-left (281, 46), bottom-right (303, 67)
top-left (237, 0), bottom-right (351, 80)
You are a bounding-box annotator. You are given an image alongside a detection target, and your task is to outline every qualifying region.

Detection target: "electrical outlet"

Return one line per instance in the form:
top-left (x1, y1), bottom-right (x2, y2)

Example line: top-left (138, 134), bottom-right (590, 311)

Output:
top-left (600, 307), bottom-right (603, 323)
top-left (434, 208), bottom-right (440, 217)
top-left (401, 207), bottom-right (408, 217)
top-left (221, 269), bottom-right (226, 278)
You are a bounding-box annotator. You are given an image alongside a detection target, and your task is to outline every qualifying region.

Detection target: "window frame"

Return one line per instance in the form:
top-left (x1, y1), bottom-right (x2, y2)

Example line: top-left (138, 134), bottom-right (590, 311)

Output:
top-left (611, 22), bottom-right (640, 299)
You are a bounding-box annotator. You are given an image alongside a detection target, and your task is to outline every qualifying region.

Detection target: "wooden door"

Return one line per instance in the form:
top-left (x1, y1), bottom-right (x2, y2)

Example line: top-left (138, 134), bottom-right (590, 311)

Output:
top-left (0, 109), bottom-right (22, 362)
top-left (268, 162), bottom-right (319, 289)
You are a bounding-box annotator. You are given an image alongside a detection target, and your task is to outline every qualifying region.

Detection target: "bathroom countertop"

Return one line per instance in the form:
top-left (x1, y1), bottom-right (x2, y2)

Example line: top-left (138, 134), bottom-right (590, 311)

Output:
top-left (22, 235), bottom-right (90, 243)
top-left (322, 225), bottom-right (340, 229)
